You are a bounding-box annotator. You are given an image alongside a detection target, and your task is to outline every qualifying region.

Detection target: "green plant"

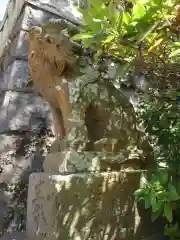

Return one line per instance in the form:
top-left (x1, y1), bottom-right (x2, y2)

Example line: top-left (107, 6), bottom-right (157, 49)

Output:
top-left (72, 0), bottom-right (180, 69)
top-left (137, 94), bottom-right (180, 169)
top-left (134, 171), bottom-right (180, 223)
top-left (164, 223), bottom-right (180, 240)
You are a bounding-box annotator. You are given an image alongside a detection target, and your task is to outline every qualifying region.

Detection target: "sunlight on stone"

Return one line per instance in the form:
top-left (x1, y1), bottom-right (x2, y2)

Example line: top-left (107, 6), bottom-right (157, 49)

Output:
top-left (69, 211), bottom-right (80, 236)
top-left (63, 212), bottom-right (71, 225)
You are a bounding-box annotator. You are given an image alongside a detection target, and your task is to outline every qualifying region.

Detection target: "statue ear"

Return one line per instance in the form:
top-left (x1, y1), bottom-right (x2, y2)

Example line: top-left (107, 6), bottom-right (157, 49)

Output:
top-left (28, 26), bottom-right (42, 40)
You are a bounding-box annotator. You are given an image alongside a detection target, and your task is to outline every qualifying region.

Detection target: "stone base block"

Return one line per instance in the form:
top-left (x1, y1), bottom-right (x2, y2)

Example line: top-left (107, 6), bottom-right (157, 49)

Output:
top-left (0, 231), bottom-right (28, 240)
top-left (43, 151), bottom-right (140, 173)
top-left (26, 172), bottom-right (163, 240)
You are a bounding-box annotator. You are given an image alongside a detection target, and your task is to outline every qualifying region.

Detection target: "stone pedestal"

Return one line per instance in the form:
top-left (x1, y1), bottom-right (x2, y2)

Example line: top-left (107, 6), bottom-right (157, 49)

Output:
top-left (27, 172), bottom-right (140, 240)
top-left (43, 151), bottom-right (122, 173)
top-left (26, 154), bottom-right (164, 240)
top-left (43, 151), bottom-right (141, 174)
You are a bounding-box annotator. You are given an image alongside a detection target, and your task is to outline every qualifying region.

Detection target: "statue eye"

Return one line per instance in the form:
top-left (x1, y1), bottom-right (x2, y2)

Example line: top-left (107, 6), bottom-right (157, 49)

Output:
top-left (56, 44), bottom-right (60, 48)
top-left (46, 38), bottom-right (52, 43)
top-left (44, 35), bottom-right (53, 43)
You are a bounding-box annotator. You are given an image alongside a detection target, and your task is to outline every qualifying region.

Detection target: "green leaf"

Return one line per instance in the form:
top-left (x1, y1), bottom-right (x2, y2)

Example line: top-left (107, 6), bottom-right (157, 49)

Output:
top-left (151, 207), bottom-right (163, 221)
top-left (107, 1), bottom-right (122, 27)
top-left (168, 186), bottom-right (180, 201)
top-left (108, 1), bottom-right (116, 19)
top-left (82, 39), bottom-right (97, 48)
top-left (123, 12), bottom-right (131, 25)
top-left (164, 203), bottom-right (173, 223)
top-left (71, 33), bottom-right (94, 41)
top-left (136, 21), bottom-right (159, 45)
top-left (90, 21), bottom-right (102, 33)
top-left (134, 188), bottom-right (147, 196)
top-left (102, 35), bottom-right (115, 45)
top-left (151, 193), bottom-right (157, 212)
top-left (152, 0), bottom-right (163, 5)
top-left (154, 200), bottom-right (164, 212)
top-left (90, 0), bottom-right (108, 19)
top-left (132, 3), bottom-right (146, 19)
top-left (147, 38), bottom-right (164, 53)
top-left (136, 0), bottom-right (150, 3)
top-left (174, 42), bottom-right (180, 47)
top-left (116, 12), bottom-right (124, 32)
top-left (169, 49), bottom-right (180, 58)
top-left (77, 8), bottom-right (94, 26)
top-left (159, 171), bottom-right (169, 185)
top-left (144, 196), bottom-right (151, 209)
top-left (90, 0), bottom-right (104, 13)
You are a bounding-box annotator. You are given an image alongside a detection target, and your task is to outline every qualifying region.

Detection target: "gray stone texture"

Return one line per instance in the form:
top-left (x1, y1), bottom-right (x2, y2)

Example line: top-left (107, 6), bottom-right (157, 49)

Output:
top-left (0, 231), bottom-right (27, 240)
top-left (0, 91), bottom-right (51, 133)
top-left (4, 60), bottom-right (29, 89)
top-left (0, 134), bottom-right (45, 184)
top-left (27, 0), bottom-right (82, 24)
top-left (27, 172), bottom-right (164, 240)
top-left (9, 31), bottom-right (29, 60)
top-left (1, 3), bottom-right (81, 68)
top-left (0, 131), bottom-right (47, 235)
top-left (0, 0), bottom-right (26, 57)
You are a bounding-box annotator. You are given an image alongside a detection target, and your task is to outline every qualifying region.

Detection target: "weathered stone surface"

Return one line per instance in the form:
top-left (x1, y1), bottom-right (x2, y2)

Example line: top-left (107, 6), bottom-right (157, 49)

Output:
top-left (9, 31), bottom-right (29, 60)
top-left (27, 172), bottom-right (163, 240)
top-left (0, 0), bottom-right (26, 57)
top-left (20, 5), bottom-right (64, 31)
top-left (0, 132), bottom-right (47, 234)
top-left (43, 151), bottom-right (146, 173)
top-left (26, 0), bottom-right (82, 25)
top-left (0, 134), bottom-right (19, 151)
top-left (0, 72), bottom-right (5, 106)
top-left (28, 23), bottom-right (153, 170)
top-left (0, 91), bottom-right (52, 133)
top-left (3, 3), bottom-right (81, 62)
top-left (0, 231), bottom-right (27, 240)
top-left (4, 60), bottom-right (29, 89)
top-left (0, 134), bottom-right (44, 184)
top-left (0, 0), bottom-right (82, 57)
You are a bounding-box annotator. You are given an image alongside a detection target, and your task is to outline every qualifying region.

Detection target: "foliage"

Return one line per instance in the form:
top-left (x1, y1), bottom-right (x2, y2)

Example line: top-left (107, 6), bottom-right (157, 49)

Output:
top-left (135, 85), bottom-right (180, 238)
top-left (134, 172), bottom-right (180, 223)
top-left (164, 223), bottom-right (180, 240)
top-left (134, 171), bottom-right (180, 239)
top-left (137, 94), bottom-right (180, 169)
top-left (72, 0), bottom-right (180, 72)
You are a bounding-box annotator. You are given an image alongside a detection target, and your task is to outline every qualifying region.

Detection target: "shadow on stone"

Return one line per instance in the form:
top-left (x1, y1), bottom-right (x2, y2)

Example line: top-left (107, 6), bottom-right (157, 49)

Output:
top-left (27, 171), bottom-right (165, 240)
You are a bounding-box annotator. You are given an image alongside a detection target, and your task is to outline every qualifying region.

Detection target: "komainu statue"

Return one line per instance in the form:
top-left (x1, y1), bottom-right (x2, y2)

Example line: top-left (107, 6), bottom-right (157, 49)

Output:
top-left (28, 19), bottom-right (153, 172)
top-left (28, 20), bottom-right (77, 149)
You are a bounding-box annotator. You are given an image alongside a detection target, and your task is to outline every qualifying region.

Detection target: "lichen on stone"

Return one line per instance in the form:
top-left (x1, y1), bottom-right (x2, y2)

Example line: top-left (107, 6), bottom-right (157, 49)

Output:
top-left (28, 19), bottom-right (153, 172)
